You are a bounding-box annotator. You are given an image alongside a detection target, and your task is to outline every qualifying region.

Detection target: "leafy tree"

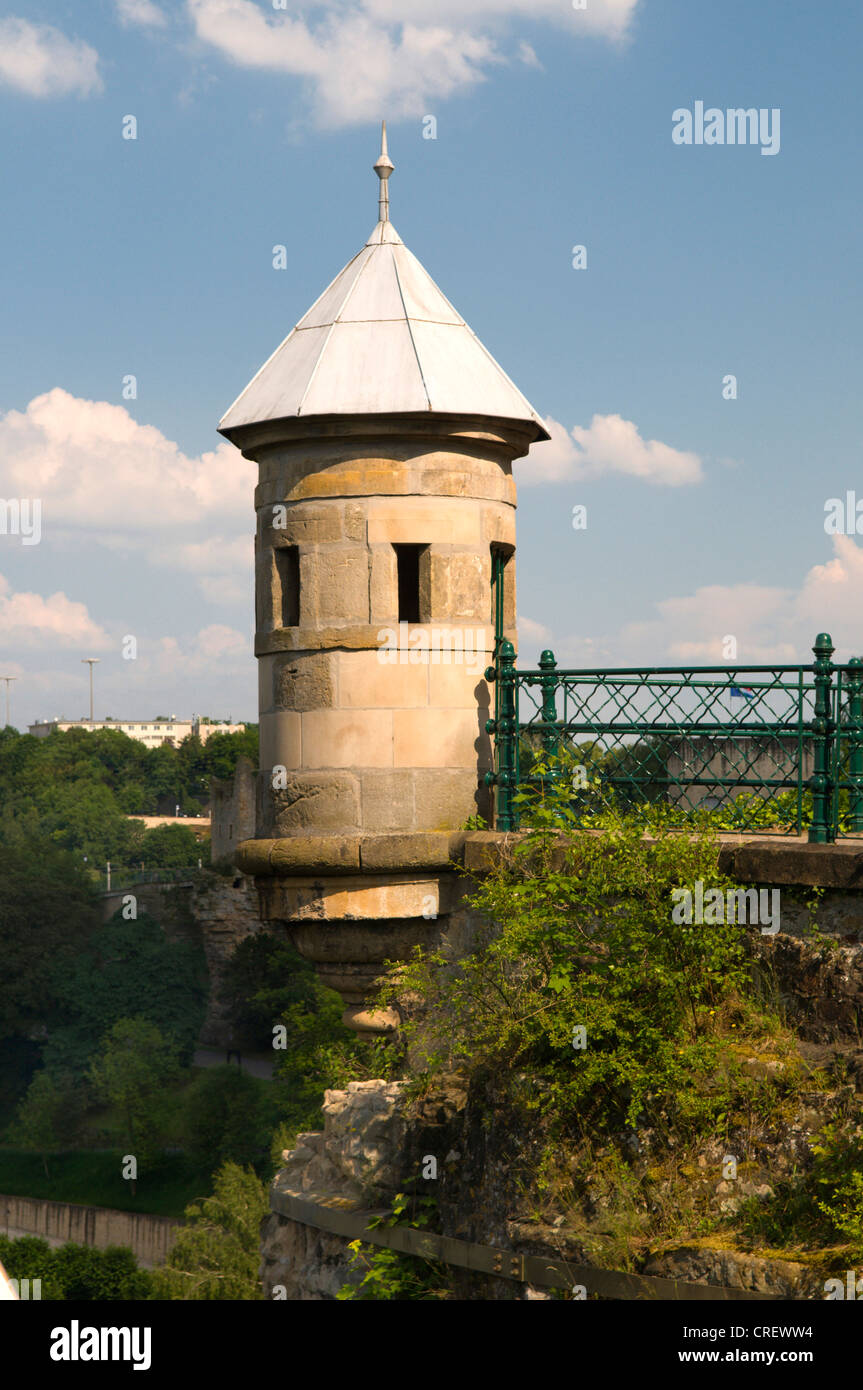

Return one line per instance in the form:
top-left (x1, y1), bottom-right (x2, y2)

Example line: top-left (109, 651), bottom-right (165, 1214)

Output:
top-left (144, 744), bottom-right (181, 807)
top-left (138, 823), bottom-right (204, 869)
top-left (37, 780), bottom-right (137, 864)
top-left (7, 1070), bottom-right (86, 1177)
top-left (200, 728), bottom-right (258, 782)
top-left (184, 1066), bottom-right (271, 1172)
top-left (0, 842), bottom-right (97, 1040)
top-left (218, 933), bottom-right (318, 1051)
top-left (89, 1018), bottom-right (183, 1173)
top-left (0, 725), bottom-right (258, 873)
top-left (150, 1163), bottom-right (267, 1300)
top-left (46, 911), bottom-right (207, 1073)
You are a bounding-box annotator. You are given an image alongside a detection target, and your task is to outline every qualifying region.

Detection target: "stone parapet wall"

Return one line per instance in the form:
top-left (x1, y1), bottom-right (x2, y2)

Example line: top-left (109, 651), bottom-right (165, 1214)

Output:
top-left (210, 756), bottom-right (256, 866)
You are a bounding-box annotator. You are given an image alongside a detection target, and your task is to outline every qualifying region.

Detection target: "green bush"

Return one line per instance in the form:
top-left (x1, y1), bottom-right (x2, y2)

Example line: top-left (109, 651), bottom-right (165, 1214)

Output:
top-left (382, 805), bottom-right (759, 1142)
top-left (185, 1066), bottom-right (272, 1173)
top-left (0, 1235), bottom-right (152, 1300)
top-left (337, 1194), bottom-right (448, 1301)
top-left (150, 1162), bottom-right (267, 1300)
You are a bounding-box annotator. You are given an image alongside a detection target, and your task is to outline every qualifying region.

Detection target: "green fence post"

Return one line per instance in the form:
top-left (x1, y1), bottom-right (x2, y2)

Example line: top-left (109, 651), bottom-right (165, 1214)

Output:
top-left (809, 632), bottom-right (835, 843)
top-left (847, 656), bottom-right (863, 833)
top-left (485, 639), bottom-right (518, 830)
top-left (539, 649), bottom-right (559, 776)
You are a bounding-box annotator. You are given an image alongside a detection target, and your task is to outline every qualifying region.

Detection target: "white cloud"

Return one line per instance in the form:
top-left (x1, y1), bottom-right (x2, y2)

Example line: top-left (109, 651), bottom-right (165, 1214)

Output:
top-left (0, 389), bottom-right (255, 602)
top-left (621, 584), bottom-right (799, 664)
top-left (151, 624), bottom-right (250, 678)
top-left (518, 615), bottom-right (553, 648)
top-left (166, 537), bottom-right (253, 606)
top-left (541, 536), bottom-right (863, 670)
top-left (517, 41), bottom-right (542, 69)
top-left (520, 413), bottom-right (703, 487)
top-left (8, 621), bottom-right (254, 727)
top-left (115, 0), bottom-right (168, 28)
top-left (185, 0), bottom-right (638, 127)
top-left (361, 0), bottom-right (635, 31)
top-left (0, 574), bottom-right (110, 649)
top-left (0, 18), bottom-right (102, 99)
top-left (645, 539), bottom-right (863, 665)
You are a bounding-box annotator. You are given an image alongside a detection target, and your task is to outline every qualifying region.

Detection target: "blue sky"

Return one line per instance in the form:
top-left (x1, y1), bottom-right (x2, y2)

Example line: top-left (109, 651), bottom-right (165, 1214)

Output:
top-left (1, 0), bottom-right (861, 727)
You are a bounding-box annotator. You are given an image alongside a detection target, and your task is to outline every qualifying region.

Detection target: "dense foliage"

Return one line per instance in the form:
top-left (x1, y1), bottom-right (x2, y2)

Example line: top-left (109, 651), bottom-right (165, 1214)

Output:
top-left (220, 932), bottom-right (401, 1142)
top-left (0, 1235), bottom-right (153, 1300)
top-left (150, 1163), bottom-right (268, 1300)
top-left (45, 909), bottom-right (208, 1074)
top-left (0, 724), bottom-right (257, 872)
top-left (375, 776), bottom-right (863, 1273)
top-left (88, 1018), bottom-right (185, 1170)
top-left (184, 1066), bottom-right (274, 1172)
top-left (0, 841), bottom-right (97, 1041)
top-left (383, 803), bottom-right (757, 1141)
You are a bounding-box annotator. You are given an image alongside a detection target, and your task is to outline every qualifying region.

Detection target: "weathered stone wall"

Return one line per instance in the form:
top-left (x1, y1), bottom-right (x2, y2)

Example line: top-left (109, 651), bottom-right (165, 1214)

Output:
top-left (0, 1195), bottom-right (180, 1268)
top-left (211, 756), bottom-right (256, 866)
top-left (261, 1080), bottom-right (407, 1300)
top-left (252, 418), bottom-right (528, 841)
top-left (751, 935), bottom-right (863, 1042)
top-left (189, 873), bottom-right (266, 1046)
top-left (260, 1054), bottom-right (855, 1301)
top-left (101, 873), bottom-right (266, 1048)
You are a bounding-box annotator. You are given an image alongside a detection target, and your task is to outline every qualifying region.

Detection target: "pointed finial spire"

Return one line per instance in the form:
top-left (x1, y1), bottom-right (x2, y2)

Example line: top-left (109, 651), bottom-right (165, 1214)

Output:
top-left (373, 120), bottom-right (394, 223)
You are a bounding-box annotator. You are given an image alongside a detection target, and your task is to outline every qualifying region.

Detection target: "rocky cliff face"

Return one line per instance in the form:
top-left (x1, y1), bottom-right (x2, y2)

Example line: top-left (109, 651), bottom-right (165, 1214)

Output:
top-left (259, 1063), bottom-right (850, 1301)
top-left (751, 934), bottom-right (863, 1043)
top-left (108, 873), bottom-right (266, 1047)
top-left (189, 873), bottom-right (265, 1046)
top-left (253, 854), bottom-right (863, 1301)
top-left (261, 1080), bottom-right (407, 1300)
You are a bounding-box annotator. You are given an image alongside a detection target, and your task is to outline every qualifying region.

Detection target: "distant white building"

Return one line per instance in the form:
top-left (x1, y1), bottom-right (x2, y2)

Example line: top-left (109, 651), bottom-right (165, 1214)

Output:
top-left (27, 716), bottom-right (247, 749)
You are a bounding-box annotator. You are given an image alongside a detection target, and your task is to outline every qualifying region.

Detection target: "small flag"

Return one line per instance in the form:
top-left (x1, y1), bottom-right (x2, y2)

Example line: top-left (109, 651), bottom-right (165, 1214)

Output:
top-left (730, 686), bottom-right (755, 699)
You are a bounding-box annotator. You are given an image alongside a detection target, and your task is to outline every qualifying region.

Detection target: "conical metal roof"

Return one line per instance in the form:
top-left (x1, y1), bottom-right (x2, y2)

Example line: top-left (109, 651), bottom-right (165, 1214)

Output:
top-left (219, 126), bottom-right (549, 443)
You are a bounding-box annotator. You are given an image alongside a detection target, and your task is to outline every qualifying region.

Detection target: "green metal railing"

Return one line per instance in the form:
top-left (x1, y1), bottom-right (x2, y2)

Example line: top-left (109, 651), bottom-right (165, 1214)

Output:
top-left (483, 633), bottom-right (863, 841)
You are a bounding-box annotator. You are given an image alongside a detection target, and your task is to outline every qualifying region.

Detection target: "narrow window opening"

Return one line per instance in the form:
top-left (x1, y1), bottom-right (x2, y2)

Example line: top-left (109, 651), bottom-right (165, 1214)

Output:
top-left (394, 544), bottom-right (424, 623)
top-left (275, 546), bottom-right (300, 627)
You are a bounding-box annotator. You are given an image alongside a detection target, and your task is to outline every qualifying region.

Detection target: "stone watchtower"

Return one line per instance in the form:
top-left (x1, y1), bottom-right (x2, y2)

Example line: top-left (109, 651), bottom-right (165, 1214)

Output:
top-left (220, 126), bottom-right (548, 1031)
